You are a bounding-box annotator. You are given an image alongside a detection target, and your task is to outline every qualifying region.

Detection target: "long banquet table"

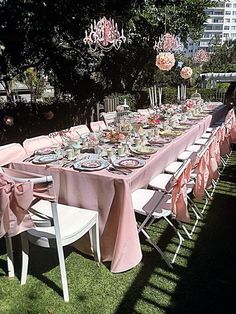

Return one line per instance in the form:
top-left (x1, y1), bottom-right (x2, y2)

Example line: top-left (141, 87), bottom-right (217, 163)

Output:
top-left (10, 102), bottom-right (227, 273)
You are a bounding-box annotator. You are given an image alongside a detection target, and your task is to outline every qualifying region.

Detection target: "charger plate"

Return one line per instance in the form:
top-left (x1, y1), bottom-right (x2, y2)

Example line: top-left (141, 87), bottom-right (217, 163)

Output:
top-left (112, 157), bottom-right (145, 168)
top-left (32, 154), bottom-right (63, 164)
top-left (130, 145), bottom-right (157, 155)
top-left (73, 158), bottom-right (109, 171)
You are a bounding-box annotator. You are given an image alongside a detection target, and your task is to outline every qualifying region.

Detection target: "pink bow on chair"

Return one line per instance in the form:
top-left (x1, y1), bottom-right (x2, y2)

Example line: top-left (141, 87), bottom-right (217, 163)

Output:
top-left (0, 173), bottom-right (34, 238)
top-left (172, 162), bottom-right (192, 223)
top-left (208, 138), bottom-right (220, 184)
top-left (194, 149), bottom-right (210, 200)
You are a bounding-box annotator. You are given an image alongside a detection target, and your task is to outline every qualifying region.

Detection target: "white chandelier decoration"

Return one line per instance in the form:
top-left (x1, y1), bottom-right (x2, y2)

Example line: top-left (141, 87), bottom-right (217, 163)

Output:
top-left (83, 16), bottom-right (126, 52)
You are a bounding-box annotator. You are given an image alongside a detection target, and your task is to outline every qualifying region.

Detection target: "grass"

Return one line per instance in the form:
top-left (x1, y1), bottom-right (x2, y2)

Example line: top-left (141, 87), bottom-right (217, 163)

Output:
top-left (1, 146), bottom-right (236, 314)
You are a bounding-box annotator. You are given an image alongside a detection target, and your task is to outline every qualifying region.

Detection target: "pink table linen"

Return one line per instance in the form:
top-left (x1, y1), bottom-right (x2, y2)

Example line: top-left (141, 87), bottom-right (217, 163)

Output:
top-left (10, 104), bottom-right (226, 273)
top-left (0, 143), bottom-right (27, 166)
top-left (0, 172), bottom-right (34, 238)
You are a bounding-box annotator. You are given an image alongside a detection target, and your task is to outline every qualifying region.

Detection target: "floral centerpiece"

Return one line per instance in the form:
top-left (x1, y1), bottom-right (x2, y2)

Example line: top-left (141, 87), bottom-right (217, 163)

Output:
top-left (104, 130), bottom-right (125, 142)
top-left (148, 114), bottom-right (161, 126)
top-left (180, 66), bottom-right (193, 79)
top-left (155, 52), bottom-right (175, 71)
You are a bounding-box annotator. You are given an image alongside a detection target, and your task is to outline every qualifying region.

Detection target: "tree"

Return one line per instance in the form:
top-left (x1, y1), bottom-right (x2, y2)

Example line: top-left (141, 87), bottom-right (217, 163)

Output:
top-left (0, 0), bottom-right (216, 105)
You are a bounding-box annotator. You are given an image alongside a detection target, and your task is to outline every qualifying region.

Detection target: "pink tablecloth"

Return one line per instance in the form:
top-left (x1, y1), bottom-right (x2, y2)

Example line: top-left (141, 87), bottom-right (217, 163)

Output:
top-left (10, 104), bottom-right (226, 273)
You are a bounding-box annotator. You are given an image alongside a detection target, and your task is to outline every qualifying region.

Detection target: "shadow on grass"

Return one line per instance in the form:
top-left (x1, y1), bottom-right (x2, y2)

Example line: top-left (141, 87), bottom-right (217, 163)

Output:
top-left (115, 151), bottom-right (236, 314)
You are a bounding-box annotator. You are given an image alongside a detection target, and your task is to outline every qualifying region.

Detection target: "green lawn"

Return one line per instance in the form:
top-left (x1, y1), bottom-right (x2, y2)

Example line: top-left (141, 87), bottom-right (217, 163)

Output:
top-left (1, 147), bottom-right (236, 314)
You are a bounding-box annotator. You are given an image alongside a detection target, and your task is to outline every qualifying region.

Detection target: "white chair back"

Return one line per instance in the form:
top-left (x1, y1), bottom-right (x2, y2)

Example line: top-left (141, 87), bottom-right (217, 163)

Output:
top-left (90, 121), bottom-right (107, 132)
top-left (101, 111), bottom-right (117, 126)
top-left (0, 143), bottom-right (27, 166)
top-left (69, 125), bottom-right (90, 139)
top-left (23, 135), bottom-right (53, 156)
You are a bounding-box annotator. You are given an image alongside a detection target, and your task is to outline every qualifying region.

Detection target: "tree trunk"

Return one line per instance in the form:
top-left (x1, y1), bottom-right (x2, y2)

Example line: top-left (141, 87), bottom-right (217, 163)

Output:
top-left (1, 79), bottom-right (15, 103)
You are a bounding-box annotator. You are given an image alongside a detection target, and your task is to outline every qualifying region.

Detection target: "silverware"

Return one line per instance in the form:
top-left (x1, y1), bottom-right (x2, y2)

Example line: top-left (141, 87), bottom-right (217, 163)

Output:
top-left (107, 167), bottom-right (130, 175)
top-left (23, 155), bottom-right (35, 162)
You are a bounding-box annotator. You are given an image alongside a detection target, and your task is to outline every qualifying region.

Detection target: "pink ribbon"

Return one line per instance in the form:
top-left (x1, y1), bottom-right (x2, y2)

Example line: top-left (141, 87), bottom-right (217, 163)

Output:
top-left (0, 173), bottom-right (34, 238)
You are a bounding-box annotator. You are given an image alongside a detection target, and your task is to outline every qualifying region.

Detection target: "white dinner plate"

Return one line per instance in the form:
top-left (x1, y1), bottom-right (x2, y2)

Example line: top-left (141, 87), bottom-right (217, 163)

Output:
top-left (130, 145), bottom-right (158, 155)
top-left (32, 154), bottom-right (63, 164)
top-left (112, 157), bottom-right (145, 169)
top-left (73, 158), bottom-right (109, 171)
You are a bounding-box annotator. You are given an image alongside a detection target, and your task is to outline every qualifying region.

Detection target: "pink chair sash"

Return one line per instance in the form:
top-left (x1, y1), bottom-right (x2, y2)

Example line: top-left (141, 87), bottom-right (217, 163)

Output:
top-left (172, 162), bottom-right (191, 223)
top-left (0, 143), bottom-right (27, 166)
top-left (194, 149), bottom-right (210, 200)
top-left (208, 138), bottom-right (220, 184)
top-left (0, 172), bottom-right (34, 237)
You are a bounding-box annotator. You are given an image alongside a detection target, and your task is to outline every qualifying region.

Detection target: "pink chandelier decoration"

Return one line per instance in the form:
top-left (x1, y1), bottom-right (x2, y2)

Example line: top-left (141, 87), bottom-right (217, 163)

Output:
top-left (154, 33), bottom-right (180, 71)
top-left (180, 66), bottom-right (193, 80)
top-left (153, 32), bottom-right (181, 53)
top-left (193, 49), bottom-right (209, 64)
top-left (83, 16), bottom-right (126, 52)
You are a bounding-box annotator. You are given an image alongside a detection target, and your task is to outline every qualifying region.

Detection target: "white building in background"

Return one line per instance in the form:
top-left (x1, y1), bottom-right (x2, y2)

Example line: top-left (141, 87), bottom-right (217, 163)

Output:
top-left (185, 0), bottom-right (236, 55)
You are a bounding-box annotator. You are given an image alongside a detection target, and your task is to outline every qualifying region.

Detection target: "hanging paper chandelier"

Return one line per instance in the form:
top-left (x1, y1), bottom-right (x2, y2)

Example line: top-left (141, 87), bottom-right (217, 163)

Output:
top-left (193, 49), bottom-right (209, 64)
top-left (83, 16), bottom-right (126, 52)
top-left (180, 66), bottom-right (193, 79)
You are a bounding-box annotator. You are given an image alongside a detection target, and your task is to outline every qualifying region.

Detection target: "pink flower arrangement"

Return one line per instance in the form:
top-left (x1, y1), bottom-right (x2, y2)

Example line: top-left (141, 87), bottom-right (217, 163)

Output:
top-left (156, 52), bottom-right (175, 71)
top-left (148, 114), bottom-right (161, 125)
top-left (180, 66), bottom-right (193, 79)
top-left (185, 99), bottom-right (194, 109)
top-left (193, 49), bottom-right (209, 63)
top-left (134, 115), bottom-right (148, 124)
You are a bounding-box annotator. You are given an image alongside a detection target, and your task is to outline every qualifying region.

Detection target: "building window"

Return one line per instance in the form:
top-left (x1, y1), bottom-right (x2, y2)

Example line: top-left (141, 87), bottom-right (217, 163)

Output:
top-left (231, 26), bottom-right (236, 30)
top-left (233, 4), bottom-right (236, 8)
top-left (233, 11), bottom-right (236, 15)
top-left (232, 19), bottom-right (236, 23)
top-left (224, 26), bottom-right (230, 30)
top-left (225, 11), bottom-right (231, 15)
top-left (225, 18), bottom-right (230, 23)
top-left (231, 33), bottom-right (236, 38)
top-left (223, 33), bottom-right (229, 37)
top-left (226, 3), bottom-right (232, 7)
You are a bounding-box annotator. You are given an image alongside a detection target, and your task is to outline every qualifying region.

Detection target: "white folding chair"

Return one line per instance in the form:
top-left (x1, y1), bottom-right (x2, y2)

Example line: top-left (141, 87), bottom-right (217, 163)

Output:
top-left (0, 143), bottom-right (27, 166)
top-left (1, 167), bottom-right (100, 302)
top-left (23, 135), bottom-right (54, 156)
top-left (101, 111), bottom-right (117, 127)
top-left (69, 125), bottom-right (90, 139)
top-left (90, 121), bottom-right (107, 132)
top-left (132, 159), bottom-right (191, 266)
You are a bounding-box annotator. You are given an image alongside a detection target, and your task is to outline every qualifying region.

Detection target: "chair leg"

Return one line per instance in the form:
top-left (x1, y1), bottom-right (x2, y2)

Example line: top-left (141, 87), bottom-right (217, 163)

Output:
top-left (5, 235), bottom-right (14, 278)
top-left (140, 228), bottom-right (173, 269)
top-left (89, 218), bottom-right (101, 263)
top-left (56, 244), bottom-right (69, 302)
top-left (177, 221), bottom-right (192, 239)
top-left (187, 195), bottom-right (203, 218)
top-left (21, 233), bottom-right (29, 285)
top-left (163, 216), bottom-right (185, 264)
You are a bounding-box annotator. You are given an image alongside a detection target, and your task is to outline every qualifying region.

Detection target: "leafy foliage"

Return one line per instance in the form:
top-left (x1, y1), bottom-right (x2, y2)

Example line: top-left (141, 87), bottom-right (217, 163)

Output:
top-left (0, 0), bottom-right (216, 105)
